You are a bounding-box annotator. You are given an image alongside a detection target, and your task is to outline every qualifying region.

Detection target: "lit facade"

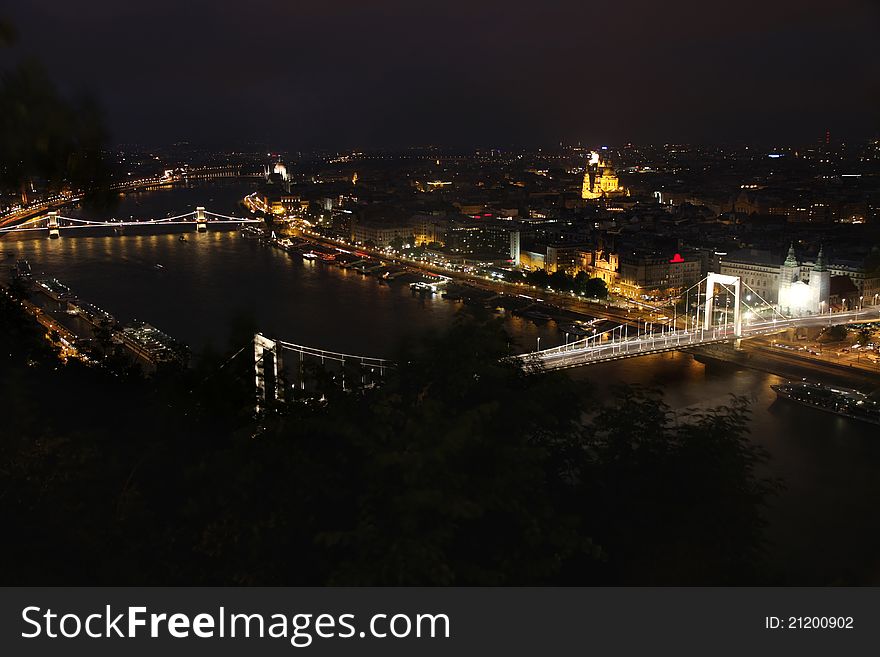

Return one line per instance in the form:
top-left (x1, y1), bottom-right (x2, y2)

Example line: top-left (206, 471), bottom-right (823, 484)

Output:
top-left (721, 247), bottom-right (833, 313)
top-left (581, 151), bottom-right (627, 200)
top-left (718, 250), bottom-right (781, 303)
top-left (778, 245), bottom-right (830, 314)
top-left (616, 251), bottom-right (701, 298)
top-left (577, 248), bottom-right (619, 287)
top-left (351, 222), bottom-right (413, 247)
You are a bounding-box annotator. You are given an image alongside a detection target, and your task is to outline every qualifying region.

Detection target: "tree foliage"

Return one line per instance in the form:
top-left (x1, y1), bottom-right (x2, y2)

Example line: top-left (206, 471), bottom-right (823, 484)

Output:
top-left (0, 20), bottom-right (113, 206)
top-left (0, 297), bottom-right (778, 585)
top-left (524, 268), bottom-right (608, 298)
top-left (818, 324), bottom-right (848, 343)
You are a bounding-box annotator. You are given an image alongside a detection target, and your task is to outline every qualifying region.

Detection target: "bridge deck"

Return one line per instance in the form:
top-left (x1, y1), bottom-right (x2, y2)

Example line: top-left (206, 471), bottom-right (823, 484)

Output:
top-left (531, 309), bottom-right (879, 371)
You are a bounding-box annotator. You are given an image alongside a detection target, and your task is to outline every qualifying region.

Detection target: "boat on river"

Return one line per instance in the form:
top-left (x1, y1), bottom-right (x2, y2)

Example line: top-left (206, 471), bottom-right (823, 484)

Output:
top-left (771, 381), bottom-right (880, 426)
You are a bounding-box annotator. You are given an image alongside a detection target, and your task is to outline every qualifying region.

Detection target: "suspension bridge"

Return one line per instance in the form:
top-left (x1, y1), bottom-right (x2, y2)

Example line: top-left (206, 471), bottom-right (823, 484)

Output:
top-left (0, 207), bottom-right (262, 237)
top-left (252, 273), bottom-right (879, 406)
top-left (253, 334), bottom-right (394, 411)
top-left (529, 273), bottom-right (879, 371)
top-left (17, 206), bottom-right (868, 404)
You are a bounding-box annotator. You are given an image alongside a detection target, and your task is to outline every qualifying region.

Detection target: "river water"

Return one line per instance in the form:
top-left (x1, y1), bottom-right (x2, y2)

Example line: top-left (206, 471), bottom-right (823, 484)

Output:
top-left (4, 180), bottom-right (879, 584)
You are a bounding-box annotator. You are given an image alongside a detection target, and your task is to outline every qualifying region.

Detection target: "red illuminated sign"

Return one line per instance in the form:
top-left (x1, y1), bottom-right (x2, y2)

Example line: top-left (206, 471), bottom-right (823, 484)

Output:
top-left (669, 253), bottom-right (685, 263)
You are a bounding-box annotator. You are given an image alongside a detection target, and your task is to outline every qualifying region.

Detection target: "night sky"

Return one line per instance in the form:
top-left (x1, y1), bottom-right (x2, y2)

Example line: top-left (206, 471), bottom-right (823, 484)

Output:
top-left (4, 0), bottom-right (879, 148)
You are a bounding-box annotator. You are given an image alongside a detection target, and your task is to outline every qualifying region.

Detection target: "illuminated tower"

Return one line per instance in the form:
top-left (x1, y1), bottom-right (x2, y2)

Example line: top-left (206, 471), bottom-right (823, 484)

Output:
top-left (809, 246), bottom-right (830, 313)
top-left (581, 152), bottom-right (601, 199)
top-left (581, 151), bottom-right (626, 200)
top-left (777, 244), bottom-right (801, 313)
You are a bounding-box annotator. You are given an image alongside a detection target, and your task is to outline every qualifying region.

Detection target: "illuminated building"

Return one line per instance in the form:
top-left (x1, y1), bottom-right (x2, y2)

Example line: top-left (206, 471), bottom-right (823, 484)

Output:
top-left (264, 161), bottom-right (289, 182)
top-left (730, 245), bottom-right (830, 314)
top-left (351, 221), bottom-right (413, 247)
top-left (809, 247), bottom-right (831, 311)
top-left (779, 246), bottom-right (832, 314)
top-left (718, 250), bottom-right (781, 303)
top-left (777, 244), bottom-right (808, 313)
top-left (616, 250), bottom-right (701, 298)
top-left (351, 205), bottom-right (413, 246)
top-left (263, 160), bottom-right (291, 193)
top-left (577, 248), bottom-right (619, 287)
top-left (581, 151), bottom-right (627, 200)
top-left (518, 249), bottom-right (545, 271)
top-left (445, 222), bottom-right (513, 258)
top-left (722, 246), bottom-right (869, 312)
top-left (517, 242), bottom-right (590, 274)
top-left (410, 214), bottom-right (447, 246)
top-left (544, 244), bottom-right (586, 274)
top-left (510, 231), bottom-right (521, 266)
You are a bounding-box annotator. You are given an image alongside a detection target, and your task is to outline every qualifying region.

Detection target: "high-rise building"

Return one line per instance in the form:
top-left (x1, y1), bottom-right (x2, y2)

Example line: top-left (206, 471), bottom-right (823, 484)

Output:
top-left (509, 231), bottom-right (521, 266)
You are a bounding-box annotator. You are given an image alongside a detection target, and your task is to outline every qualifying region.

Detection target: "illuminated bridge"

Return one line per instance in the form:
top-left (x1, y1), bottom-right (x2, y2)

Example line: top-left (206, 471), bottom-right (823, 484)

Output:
top-left (253, 334), bottom-right (394, 411)
top-left (528, 273), bottom-right (879, 371)
top-left (0, 207), bottom-right (262, 237)
top-left (244, 274), bottom-right (878, 406)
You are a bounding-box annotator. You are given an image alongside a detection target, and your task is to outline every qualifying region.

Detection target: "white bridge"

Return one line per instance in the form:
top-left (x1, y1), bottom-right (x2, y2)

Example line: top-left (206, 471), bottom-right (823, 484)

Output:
top-left (0, 207), bottom-right (262, 237)
top-left (529, 273), bottom-right (879, 371)
top-left (242, 274), bottom-right (878, 408)
top-left (253, 334), bottom-right (394, 411)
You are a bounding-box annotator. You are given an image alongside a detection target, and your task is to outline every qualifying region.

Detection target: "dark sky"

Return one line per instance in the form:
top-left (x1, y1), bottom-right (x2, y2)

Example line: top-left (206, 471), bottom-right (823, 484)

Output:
top-left (4, 0), bottom-right (879, 148)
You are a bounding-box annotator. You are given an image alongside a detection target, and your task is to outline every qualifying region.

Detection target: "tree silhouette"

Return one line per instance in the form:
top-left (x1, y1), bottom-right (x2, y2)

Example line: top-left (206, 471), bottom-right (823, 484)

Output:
top-left (0, 19), bottom-right (113, 207)
top-left (0, 298), bottom-right (780, 585)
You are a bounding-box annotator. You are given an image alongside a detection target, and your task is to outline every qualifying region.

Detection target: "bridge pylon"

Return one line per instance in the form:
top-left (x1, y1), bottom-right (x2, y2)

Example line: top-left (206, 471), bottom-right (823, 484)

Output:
top-left (254, 333), bottom-right (284, 413)
top-left (195, 206), bottom-right (207, 231)
top-left (47, 211), bottom-right (60, 238)
top-left (703, 272), bottom-right (742, 337)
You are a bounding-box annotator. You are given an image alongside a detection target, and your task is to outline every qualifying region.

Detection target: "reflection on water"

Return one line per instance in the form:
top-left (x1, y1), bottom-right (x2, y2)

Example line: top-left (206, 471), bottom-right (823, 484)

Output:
top-left (9, 231), bottom-right (560, 357)
top-left (5, 181), bottom-right (880, 583)
top-left (573, 352), bottom-right (880, 584)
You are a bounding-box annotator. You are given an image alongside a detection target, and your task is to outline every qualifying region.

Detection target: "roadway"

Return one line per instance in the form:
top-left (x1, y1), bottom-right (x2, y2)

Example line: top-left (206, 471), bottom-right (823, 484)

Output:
top-left (291, 228), bottom-right (880, 375)
top-left (1, 288), bottom-right (82, 361)
top-left (531, 309), bottom-right (880, 371)
top-left (747, 335), bottom-right (880, 376)
top-left (293, 228), bottom-right (657, 326)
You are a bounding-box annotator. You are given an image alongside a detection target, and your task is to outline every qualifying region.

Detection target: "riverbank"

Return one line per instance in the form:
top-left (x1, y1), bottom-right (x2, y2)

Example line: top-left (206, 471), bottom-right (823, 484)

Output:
top-left (689, 340), bottom-right (880, 393)
top-left (288, 227), bottom-right (647, 324)
top-left (6, 217), bottom-right (880, 585)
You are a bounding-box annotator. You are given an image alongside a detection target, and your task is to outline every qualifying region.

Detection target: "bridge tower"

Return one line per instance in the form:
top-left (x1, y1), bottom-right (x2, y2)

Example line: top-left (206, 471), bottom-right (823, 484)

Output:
top-left (254, 333), bottom-right (284, 412)
top-left (195, 206), bottom-right (207, 231)
top-left (703, 272), bottom-right (743, 337)
top-left (47, 211), bottom-right (60, 238)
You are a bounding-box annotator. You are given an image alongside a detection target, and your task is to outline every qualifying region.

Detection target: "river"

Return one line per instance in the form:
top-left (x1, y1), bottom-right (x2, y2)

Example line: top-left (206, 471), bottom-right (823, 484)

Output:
top-left (4, 180), bottom-right (880, 584)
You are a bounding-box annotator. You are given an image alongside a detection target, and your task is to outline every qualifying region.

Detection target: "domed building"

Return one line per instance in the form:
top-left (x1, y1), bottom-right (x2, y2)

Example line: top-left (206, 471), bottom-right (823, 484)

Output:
top-left (273, 161), bottom-right (288, 181)
top-left (581, 151), bottom-right (627, 200)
